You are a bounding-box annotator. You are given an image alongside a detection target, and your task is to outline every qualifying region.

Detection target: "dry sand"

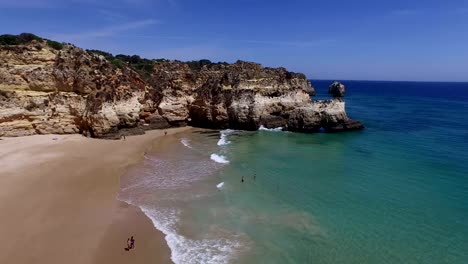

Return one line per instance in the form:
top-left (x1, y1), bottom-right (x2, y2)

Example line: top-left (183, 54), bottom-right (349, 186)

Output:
top-left (0, 128), bottom-right (190, 264)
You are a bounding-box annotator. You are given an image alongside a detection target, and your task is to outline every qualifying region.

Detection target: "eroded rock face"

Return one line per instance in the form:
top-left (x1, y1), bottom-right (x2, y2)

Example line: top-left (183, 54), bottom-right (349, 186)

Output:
top-left (150, 60), bottom-right (316, 131)
top-left (329, 81), bottom-right (346, 97)
top-left (0, 39), bottom-right (363, 137)
top-left (0, 41), bottom-right (161, 137)
top-left (0, 90), bottom-right (84, 136)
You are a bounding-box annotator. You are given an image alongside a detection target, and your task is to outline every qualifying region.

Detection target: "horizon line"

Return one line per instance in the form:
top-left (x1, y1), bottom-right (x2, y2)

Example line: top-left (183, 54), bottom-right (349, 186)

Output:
top-left (309, 78), bottom-right (468, 84)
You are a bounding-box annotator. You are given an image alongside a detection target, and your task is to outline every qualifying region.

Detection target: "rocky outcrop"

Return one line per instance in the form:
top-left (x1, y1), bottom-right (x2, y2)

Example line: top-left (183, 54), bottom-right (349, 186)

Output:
top-left (0, 40), bottom-right (166, 137)
top-left (151, 60), bottom-right (316, 131)
top-left (0, 35), bottom-right (363, 138)
top-left (329, 81), bottom-right (346, 97)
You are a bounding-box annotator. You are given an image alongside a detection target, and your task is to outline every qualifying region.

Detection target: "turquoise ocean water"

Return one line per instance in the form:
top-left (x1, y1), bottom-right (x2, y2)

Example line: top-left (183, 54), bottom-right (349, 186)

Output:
top-left (119, 81), bottom-right (468, 264)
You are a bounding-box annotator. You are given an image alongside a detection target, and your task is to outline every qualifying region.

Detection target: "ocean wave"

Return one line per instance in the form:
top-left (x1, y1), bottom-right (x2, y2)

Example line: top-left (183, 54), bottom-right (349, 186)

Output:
top-left (140, 206), bottom-right (244, 264)
top-left (180, 138), bottom-right (193, 149)
top-left (210, 154), bottom-right (230, 164)
top-left (217, 129), bottom-right (235, 146)
top-left (259, 125), bottom-right (284, 132)
top-left (217, 136), bottom-right (230, 146)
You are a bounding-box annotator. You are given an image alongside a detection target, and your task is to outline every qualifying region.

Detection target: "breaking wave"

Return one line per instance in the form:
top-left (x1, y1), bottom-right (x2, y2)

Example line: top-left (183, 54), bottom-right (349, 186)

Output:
top-left (216, 182), bottom-right (225, 189)
top-left (217, 129), bottom-right (235, 146)
top-left (180, 138), bottom-right (193, 149)
top-left (259, 125), bottom-right (284, 132)
top-left (211, 154), bottom-right (230, 164)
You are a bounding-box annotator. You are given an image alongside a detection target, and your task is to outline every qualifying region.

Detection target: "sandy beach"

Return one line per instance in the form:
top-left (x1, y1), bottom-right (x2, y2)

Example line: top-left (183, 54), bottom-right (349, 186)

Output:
top-left (0, 128), bottom-right (189, 264)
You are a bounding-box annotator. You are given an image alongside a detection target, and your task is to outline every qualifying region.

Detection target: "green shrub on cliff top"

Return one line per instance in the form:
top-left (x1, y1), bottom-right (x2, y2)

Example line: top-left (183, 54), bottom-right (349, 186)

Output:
top-left (0, 33), bottom-right (63, 50)
top-left (187, 59), bottom-right (213, 71)
top-left (0, 34), bottom-right (20, 45)
top-left (186, 59), bottom-right (229, 71)
top-left (0, 33), bottom-right (42, 45)
top-left (115, 54), bottom-right (154, 77)
top-left (110, 58), bottom-right (124, 69)
top-left (46, 40), bottom-right (63, 50)
top-left (18, 33), bottom-right (43, 43)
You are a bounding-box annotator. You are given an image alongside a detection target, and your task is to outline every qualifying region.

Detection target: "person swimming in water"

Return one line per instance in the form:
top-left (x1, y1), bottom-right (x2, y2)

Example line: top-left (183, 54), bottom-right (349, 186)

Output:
top-left (241, 176), bottom-right (244, 183)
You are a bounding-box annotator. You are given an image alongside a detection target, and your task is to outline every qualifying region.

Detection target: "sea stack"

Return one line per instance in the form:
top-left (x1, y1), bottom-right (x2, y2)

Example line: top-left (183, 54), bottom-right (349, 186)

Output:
top-left (0, 33), bottom-right (364, 137)
top-left (329, 81), bottom-right (346, 97)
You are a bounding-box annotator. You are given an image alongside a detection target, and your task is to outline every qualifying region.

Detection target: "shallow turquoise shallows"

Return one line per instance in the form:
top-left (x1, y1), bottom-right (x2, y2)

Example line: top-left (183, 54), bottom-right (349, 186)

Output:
top-left (120, 81), bottom-right (468, 264)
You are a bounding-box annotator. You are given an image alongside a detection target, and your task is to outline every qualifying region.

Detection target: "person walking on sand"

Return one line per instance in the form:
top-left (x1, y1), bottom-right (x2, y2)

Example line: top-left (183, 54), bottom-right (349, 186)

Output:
top-left (164, 131), bottom-right (168, 136)
top-left (125, 238), bottom-right (131, 251)
top-left (130, 236), bottom-right (135, 249)
top-left (124, 236), bottom-right (135, 251)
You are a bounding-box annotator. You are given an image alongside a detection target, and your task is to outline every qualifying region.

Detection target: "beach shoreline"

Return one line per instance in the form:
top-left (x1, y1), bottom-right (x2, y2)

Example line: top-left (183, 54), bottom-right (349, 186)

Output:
top-left (0, 128), bottom-right (190, 264)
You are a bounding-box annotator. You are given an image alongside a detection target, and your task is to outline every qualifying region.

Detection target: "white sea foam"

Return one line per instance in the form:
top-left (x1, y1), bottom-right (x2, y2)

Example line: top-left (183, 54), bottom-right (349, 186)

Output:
top-left (210, 154), bottom-right (230, 164)
top-left (216, 182), bottom-right (225, 189)
top-left (140, 206), bottom-right (243, 264)
top-left (217, 135), bottom-right (230, 146)
top-left (181, 138), bottom-right (193, 149)
top-left (217, 129), bottom-right (235, 146)
top-left (259, 125), bottom-right (284, 132)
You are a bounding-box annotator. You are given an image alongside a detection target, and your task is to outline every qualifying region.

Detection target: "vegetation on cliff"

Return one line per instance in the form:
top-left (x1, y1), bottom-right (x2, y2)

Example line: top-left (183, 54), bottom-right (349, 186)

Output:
top-left (84, 49), bottom-right (236, 91)
top-left (0, 33), bottom-right (63, 50)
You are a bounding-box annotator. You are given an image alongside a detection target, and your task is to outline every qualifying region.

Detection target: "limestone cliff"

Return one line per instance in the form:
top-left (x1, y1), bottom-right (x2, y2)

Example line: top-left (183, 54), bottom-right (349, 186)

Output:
top-left (0, 34), bottom-right (363, 138)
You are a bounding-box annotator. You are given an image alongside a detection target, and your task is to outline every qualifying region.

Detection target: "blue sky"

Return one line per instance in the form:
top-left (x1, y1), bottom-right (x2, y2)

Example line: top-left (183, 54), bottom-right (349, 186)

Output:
top-left (1, 0), bottom-right (467, 81)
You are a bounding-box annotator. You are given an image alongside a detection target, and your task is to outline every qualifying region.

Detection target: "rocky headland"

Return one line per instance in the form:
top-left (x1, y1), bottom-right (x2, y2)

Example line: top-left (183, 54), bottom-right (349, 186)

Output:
top-left (0, 33), bottom-right (363, 138)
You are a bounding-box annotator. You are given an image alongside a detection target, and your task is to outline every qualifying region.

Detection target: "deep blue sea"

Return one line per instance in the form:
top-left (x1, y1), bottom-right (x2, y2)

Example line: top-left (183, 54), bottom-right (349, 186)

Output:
top-left (120, 80), bottom-right (468, 264)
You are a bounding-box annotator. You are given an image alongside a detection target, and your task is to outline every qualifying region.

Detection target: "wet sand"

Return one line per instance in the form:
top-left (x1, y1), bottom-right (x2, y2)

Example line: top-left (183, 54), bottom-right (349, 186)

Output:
top-left (0, 128), bottom-right (189, 264)
top-left (94, 201), bottom-right (172, 264)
